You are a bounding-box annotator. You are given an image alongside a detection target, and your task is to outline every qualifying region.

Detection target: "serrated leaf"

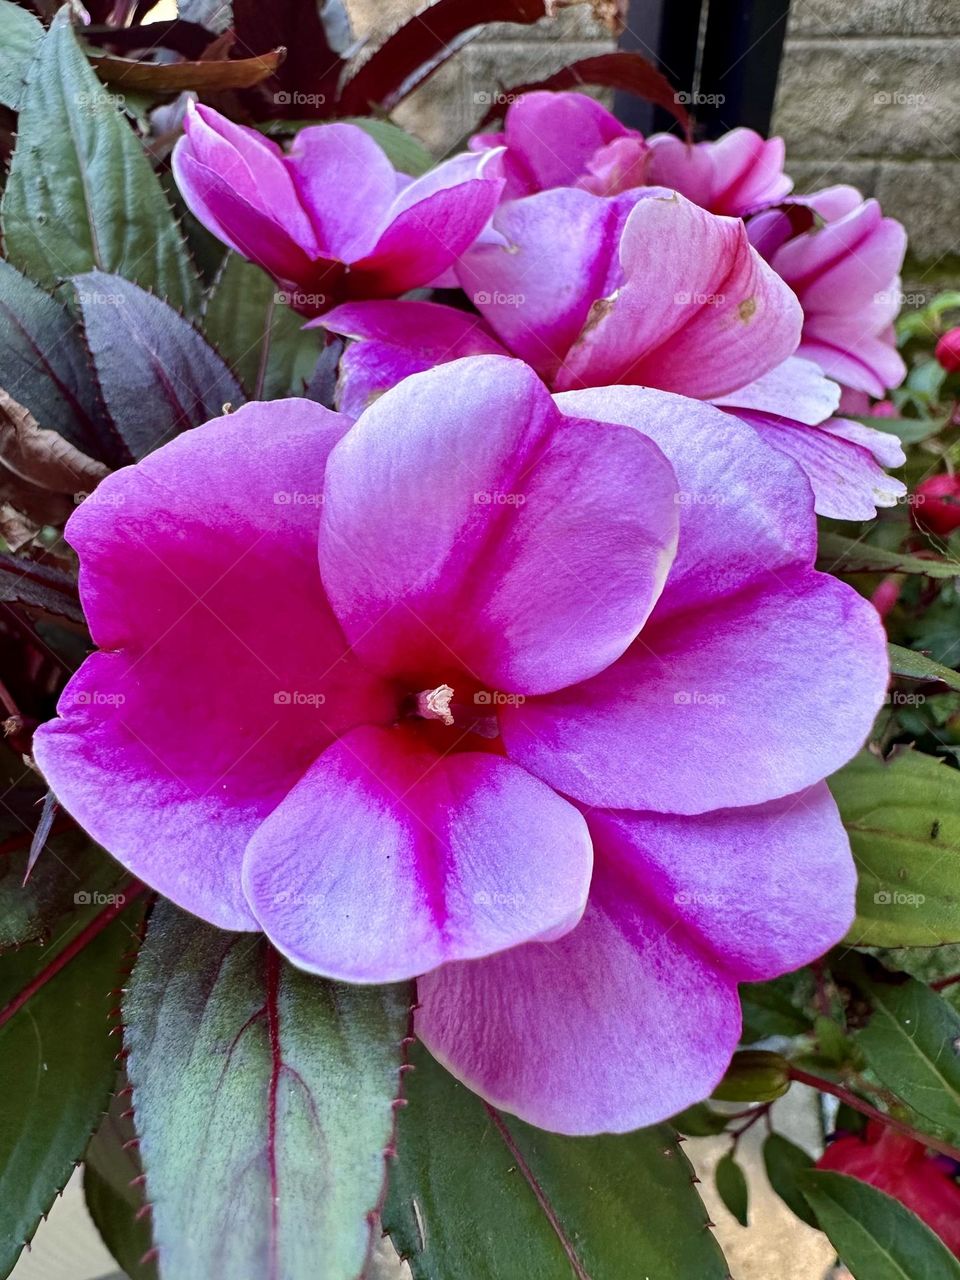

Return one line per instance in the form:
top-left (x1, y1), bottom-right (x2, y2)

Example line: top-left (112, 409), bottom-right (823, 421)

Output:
top-left (715, 1152), bottom-right (748, 1227)
top-left (75, 271), bottom-right (243, 463)
top-left (888, 643), bottom-right (960, 692)
top-left (818, 532), bottom-right (960, 578)
top-left (0, 889), bottom-right (144, 1278)
top-left (202, 255), bottom-right (321, 400)
top-left (0, 0), bottom-right (42, 110)
top-left (124, 903), bottom-right (411, 1280)
top-left (858, 977), bottom-right (960, 1143)
top-left (799, 1170), bottom-right (960, 1279)
top-left (0, 551), bottom-right (83, 625)
top-left (762, 1133), bottom-right (817, 1227)
top-left (384, 1045), bottom-right (729, 1279)
top-left (84, 1091), bottom-right (156, 1280)
top-left (829, 750), bottom-right (960, 946)
top-left (343, 118), bottom-right (434, 176)
top-left (0, 260), bottom-right (112, 458)
top-left (2, 9), bottom-right (198, 312)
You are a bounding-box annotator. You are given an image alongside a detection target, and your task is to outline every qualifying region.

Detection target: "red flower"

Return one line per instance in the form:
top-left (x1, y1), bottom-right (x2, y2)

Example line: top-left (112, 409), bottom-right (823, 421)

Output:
top-left (914, 473), bottom-right (960, 536)
top-left (935, 327), bottom-right (960, 374)
top-left (818, 1122), bottom-right (960, 1256)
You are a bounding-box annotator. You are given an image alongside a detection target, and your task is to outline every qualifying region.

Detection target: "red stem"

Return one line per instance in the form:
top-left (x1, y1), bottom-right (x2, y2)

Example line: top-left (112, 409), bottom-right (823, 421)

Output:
top-left (932, 973), bottom-right (960, 991)
top-left (0, 880), bottom-right (146, 1031)
top-left (788, 1066), bottom-right (960, 1163)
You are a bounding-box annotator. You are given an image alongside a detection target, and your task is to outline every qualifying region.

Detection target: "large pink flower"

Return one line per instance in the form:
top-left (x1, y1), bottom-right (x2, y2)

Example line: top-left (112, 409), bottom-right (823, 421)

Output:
top-left (324, 187), bottom-right (905, 520)
top-left (172, 103), bottom-right (503, 315)
top-left (34, 358), bottom-right (886, 1133)
top-left (747, 187), bottom-right (908, 398)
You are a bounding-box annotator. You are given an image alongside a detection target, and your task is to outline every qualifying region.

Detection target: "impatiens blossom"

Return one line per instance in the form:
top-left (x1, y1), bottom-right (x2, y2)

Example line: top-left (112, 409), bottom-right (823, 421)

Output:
top-left (34, 356), bottom-right (887, 1134)
top-left (323, 186), bottom-right (905, 519)
top-left (747, 187), bottom-right (907, 398)
top-left (818, 1123), bottom-right (960, 1256)
top-left (172, 102), bottom-right (503, 316)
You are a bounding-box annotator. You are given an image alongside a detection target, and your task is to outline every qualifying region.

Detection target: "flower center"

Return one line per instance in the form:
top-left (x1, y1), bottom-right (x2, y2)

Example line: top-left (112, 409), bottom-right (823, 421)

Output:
top-left (414, 683), bottom-right (455, 726)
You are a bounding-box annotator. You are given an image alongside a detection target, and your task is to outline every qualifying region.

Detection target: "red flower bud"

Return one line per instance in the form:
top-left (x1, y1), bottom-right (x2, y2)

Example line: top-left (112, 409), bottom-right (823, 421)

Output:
top-left (935, 327), bottom-right (960, 374)
top-left (914, 473), bottom-right (960, 536)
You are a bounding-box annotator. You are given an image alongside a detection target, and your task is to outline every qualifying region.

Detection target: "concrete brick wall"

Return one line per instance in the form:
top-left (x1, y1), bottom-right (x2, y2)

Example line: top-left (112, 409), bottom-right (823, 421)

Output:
top-left (346, 1), bottom-right (957, 289)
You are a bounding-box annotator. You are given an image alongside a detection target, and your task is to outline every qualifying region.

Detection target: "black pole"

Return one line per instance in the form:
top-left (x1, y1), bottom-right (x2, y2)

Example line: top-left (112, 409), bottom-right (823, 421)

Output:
top-left (615, 0), bottom-right (705, 135)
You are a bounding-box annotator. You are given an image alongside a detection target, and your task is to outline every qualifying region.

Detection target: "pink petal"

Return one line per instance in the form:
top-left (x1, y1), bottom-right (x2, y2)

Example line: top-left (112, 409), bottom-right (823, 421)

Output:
top-left (501, 572), bottom-right (888, 813)
top-left (743, 411), bottom-right (906, 519)
top-left (241, 725), bottom-right (592, 982)
top-left (320, 357), bottom-right (679, 696)
top-left (798, 332), bottom-right (906, 398)
top-left (713, 356), bottom-right (841, 425)
top-left (321, 300), bottom-right (508, 417)
top-left (556, 192), bottom-right (803, 398)
top-left (418, 782), bottom-right (852, 1133)
top-left (456, 188), bottom-right (623, 381)
top-left (33, 401), bottom-right (395, 929)
top-left (285, 123), bottom-right (398, 261)
top-left (707, 129), bottom-right (793, 214)
top-left (500, 91), bottom-right (631, 194)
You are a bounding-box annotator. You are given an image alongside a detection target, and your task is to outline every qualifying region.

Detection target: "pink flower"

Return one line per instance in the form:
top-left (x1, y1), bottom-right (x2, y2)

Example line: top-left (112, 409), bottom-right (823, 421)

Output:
top-left (324, 186), bottom-right (905, 519)
top-left (172, 102), bottom-right (503, 316)
top-left (936, 327), bottom-right (960, 374)
top-left (747, 187), bottom-right (907, 398)
top-left (644, 129), bottom-right (793, 215)
top-left (34, 357), bottom-right (886, 1134)
top-left (818, 1124), bottom-right (960, 1257)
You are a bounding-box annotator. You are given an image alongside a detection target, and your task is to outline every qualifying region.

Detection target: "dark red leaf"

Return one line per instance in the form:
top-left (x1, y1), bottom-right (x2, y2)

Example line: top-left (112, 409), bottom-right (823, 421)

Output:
top-left (82, 21), bottom-right (220, 61)
top-left (232, 0), bottom-right (352, 119)
top-left (477, 51), bottom-right (691, 134)
top-left (337, 0), bottom-right (553, 116)
top-left (0, 553), bottom-right (83, 626)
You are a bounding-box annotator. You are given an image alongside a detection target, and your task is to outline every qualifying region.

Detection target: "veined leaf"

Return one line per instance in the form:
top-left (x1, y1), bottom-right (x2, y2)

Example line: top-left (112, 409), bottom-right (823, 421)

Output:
top-left (762, 1133), bottom-right (816, 1227)
top-left (84, 1090), bottom-right (157, 1280)
top-left (799, 1170), bottom-right (960, 1279)
top-left (818, 532), bottom-right (960, 578)
top-left (0, 551), bottom-right (84, 625)
top-left (715, 1153), bottom-right (748, 1227)
top-left (829, 749), bottom-right (960, 946)
top-left (75, 271), bottom-right (243, 463)
top-left (124, 904), bottom-right (412, 1280)
top-left (344, 118), bottom-right (434, 176)
top-left (0, 0), bottom-right (42, 110)
top-left (90, 47), bottom-right (284, 94)
top-left (887, 643), bottom-right (960, 692)
top-left (2, 9), bottom-right (198, 311)
top-left (858, 977), bottom-right (960, 1143)
top-left (384, 1044), bottom-right (729, 1279)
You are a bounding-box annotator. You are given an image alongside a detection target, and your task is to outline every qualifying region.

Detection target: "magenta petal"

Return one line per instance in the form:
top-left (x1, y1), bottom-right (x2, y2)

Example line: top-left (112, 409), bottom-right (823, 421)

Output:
top-left (456, 189), bottom-right (621, 381)
top-left (33, 400), bottom-right (394, 929)
top-left (501, 572), bottom-right (888, 813)
top-left (241, 725), bottom-right (592, 982)
top-left (556, 192), bottom-right (802, 398)
top-left (285, 123), bottom-right (398, 260)
top-left (501, 91), bottom-right (630, 193)
top-left (320, 357), bottom-right (678, 695)
top-left (417, 847), bottom-right (741, 1134)
top-left (321, 300), bottom-right (508, 417)
top-left (349, 179), bottom-right (503, 297)
top-left (713, 356), bottom-right (840, 425)
top-left (743, 411), bottom-right (906, 519)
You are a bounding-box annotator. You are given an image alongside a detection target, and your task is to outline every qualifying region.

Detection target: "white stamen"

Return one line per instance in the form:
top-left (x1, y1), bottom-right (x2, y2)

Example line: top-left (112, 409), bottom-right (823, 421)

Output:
top-left (415, 684), bottom-right (455, 726)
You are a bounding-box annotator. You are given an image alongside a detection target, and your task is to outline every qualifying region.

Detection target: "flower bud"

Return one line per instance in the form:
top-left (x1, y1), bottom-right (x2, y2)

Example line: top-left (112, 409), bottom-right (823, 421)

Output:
top-left (935, 327), bottom-right (960, 374)
top-left (913, 473), bottom-right (960, 536)
top-left (711, 1050), bottom-right (791, 1102)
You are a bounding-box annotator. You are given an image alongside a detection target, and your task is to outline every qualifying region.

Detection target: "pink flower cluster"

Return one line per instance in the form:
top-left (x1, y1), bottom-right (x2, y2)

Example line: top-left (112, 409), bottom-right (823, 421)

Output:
top-left (37, 92), bottom-right (899, 1135)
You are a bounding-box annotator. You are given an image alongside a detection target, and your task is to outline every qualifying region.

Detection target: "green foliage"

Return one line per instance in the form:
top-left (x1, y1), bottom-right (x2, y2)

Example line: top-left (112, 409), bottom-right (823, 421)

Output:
top-left (0, 0), bottom-right (42, 110)
top-left (762, 1134), bottom-right (817, 1228)
top-left (715, 1152), bottom-right (749, 1226)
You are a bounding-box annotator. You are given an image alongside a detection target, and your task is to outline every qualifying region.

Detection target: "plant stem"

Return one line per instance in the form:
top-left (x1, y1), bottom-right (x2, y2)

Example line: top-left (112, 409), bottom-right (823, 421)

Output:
top-left (788, 1066), bottom-right (960, 1163)
top-left (932, 973), bottom-right (960, 991)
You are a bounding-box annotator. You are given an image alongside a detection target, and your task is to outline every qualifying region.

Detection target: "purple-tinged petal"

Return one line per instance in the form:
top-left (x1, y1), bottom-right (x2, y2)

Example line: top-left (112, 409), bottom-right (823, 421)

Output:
top-left (417, 846), bottom-right (740, 1134)
top-left (348, 179), bottom-right (504, 297)
top-left (798, 330), bottom-right (906, 398)
top-left (320, 357), bottom-right (678, 696)
top-left (33, 400), bottom-right (395, 930)
top-left (321, 300), bottom-right (508, 418)
top-left (556, 192), bottom-right (802, 398)
top-left (742, 411), bottom-right (906, 520)
top-left (646, 129), bottom-right (792, 216)
top-left (713, 356), bottom-right (840, 425)
top-left (456, 188), bottom-right (624, 381)
top-left (384, 146), bottom-right (505, 219)
top-left (500, 91), bottom-right (632, 195)
top-left (501, 573), bottom-right (888, 814)
top-left (418, 782), bottom-right (853, 1133)
top-left (285, 123), bottom-right (398, 260)
top-left (241, 725), bottom-right (592, 982)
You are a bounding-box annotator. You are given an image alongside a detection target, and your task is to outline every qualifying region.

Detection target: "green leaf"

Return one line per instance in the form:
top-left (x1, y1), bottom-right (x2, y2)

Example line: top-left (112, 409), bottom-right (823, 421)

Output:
top-left (84, 1092), bottom-right (156, 1280)
top-left (714, 1152), bottom-right (748, 1227)
top-left (0, 889), bottom-right (144, 1278)
top-left (1, 9), bottom-right (198, 312)
top-left (850, 414), bottom-right (944, 445)
top-left (740, 975), bottom-right (812, 1042)
top-left (799, 1170), bottom-right (960, 1279)
top-left (0, 0), bottom-right (42, 110)
top-left (384, 1045), bottom-right (730, 1279)
top-left (858, 977), bottom-right (960, 1142)
top-left (762, 1133), bottom-right (817, 1227)
top-left (888, 643), bottom-right (960, 692)
top-left (671, 1102), bottom-right (730, 1137)
top-left (818, 532), bottom-right (960, 578)
top-left (342, 118), bottom-right (434, 175)
top-left (829, 749), bottom-right (960, 945)
top-left (202, 255), bottom-right (322, 400)
top-left (124, 903), bottom-right (411, 1280)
